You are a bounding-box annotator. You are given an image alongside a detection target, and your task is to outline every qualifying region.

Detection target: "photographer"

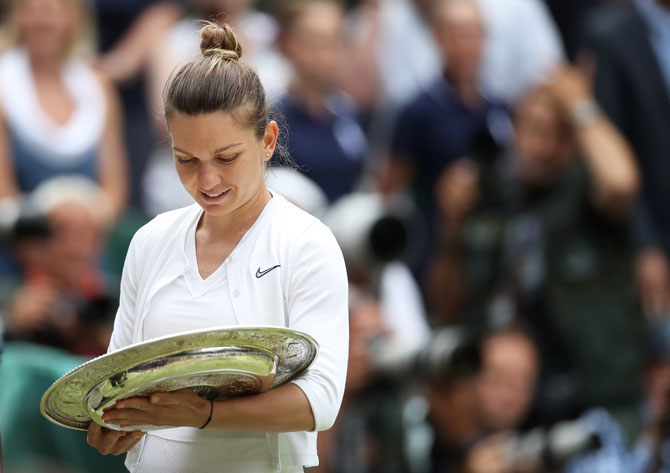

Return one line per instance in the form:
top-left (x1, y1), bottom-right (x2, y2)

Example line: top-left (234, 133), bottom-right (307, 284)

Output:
top-left (464, 327), bottom-right (540, 473)
top-left (426, 64), bottom-right (644, 434)
top-left (0, 177), bottom-right (115, 357)
top-left (423, 326), bottom-right (600, 473)
top-left (424, 326), bottom-right (540, 473)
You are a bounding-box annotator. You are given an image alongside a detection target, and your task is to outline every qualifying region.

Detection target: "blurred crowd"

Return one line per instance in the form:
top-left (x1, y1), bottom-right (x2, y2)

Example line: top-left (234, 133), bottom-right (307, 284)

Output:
top-left (0, 0), bottom-right (669, 472)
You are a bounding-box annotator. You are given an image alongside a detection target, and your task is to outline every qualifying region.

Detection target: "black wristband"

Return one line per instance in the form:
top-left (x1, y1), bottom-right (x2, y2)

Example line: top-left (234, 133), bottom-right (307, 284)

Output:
top-left (199, 399), bottom-right (213, 429)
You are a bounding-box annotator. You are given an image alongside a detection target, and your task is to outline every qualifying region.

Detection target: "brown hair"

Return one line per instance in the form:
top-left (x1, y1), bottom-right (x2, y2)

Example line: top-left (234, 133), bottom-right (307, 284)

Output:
top-left (164, 22), bottom-right (268, 140)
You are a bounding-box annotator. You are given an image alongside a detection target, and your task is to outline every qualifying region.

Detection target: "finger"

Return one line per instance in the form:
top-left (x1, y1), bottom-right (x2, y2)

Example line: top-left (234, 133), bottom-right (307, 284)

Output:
top-left (102, 408), bottom-right (153, 427)
top-left (87, 421), bottom-right (125, 443)
top-left (90, 427), bottom-right (130, 455)
top-left (110, 431), bottom-right (146, 456)
top-left (87, 421), bottom-right (102, 447)
top-left (115, 396), bottom-right (153, 410)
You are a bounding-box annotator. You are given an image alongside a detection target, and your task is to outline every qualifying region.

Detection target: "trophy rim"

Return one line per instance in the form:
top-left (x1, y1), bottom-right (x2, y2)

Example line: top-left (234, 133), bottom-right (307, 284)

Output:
top-left (40, 325), bottom-right (319, 431)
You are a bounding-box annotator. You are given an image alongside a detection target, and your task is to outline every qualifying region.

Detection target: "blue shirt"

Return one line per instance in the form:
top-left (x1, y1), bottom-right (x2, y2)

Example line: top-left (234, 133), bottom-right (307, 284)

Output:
top-left (276, 92), bottom-right (367, 203)
top-left (391, 75), bottom-right (509, 213)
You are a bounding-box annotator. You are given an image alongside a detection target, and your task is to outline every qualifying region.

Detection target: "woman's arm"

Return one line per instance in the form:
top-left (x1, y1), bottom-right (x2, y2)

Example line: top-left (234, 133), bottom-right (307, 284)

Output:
top-left (95, 2), bottom-right (181, 85)
top-left (101, 383), bottom-right (315, 432)
top-left (96, 75), bottom-right (129, 223)
top-left (0, 103), bottom-right (19, 199)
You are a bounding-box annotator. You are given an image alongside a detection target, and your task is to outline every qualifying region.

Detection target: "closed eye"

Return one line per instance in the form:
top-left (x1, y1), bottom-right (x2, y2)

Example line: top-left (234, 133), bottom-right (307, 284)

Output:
top-left (176, 156), bottom-right (197, 164)
top-left (217, 154), bottom-right (239, 163)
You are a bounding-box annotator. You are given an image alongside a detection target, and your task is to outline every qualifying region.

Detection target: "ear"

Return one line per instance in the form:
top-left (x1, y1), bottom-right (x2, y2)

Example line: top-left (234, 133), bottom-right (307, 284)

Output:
top-left (262, 121), bottom-right (279, 162)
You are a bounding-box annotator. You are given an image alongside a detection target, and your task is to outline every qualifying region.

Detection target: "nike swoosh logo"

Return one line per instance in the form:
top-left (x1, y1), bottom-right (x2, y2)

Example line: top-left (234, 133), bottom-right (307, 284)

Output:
top-left (256, 265), bottom-right (281, 278)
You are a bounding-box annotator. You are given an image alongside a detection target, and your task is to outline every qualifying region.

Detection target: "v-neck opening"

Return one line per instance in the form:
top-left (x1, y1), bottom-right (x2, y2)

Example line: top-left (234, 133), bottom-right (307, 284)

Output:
top-left (183, 196), bottom-right (276, 294)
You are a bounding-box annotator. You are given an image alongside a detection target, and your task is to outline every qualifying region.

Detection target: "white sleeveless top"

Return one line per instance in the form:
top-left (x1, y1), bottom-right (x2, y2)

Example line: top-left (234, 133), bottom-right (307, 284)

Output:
top-left (0, 48), bottom-right (106, 162)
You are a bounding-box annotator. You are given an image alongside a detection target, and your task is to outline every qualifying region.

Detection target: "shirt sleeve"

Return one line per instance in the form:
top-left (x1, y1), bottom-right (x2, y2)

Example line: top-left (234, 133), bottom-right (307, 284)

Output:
top-left (107, 229), bottom-right (142, 353)
top-left (287, 222), bottom-right (349, 432)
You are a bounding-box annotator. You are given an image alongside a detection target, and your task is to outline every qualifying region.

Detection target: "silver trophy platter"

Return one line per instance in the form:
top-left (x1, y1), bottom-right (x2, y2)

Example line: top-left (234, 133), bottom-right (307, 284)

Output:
top-left (40, 325), bottom-right (318, 431)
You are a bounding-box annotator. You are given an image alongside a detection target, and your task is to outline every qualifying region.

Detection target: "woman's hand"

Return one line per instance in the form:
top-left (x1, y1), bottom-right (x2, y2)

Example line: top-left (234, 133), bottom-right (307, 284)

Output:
top-left (101, 389), bottom-right (211, 429)
top-left (87, 422), bottom-right (145, 456)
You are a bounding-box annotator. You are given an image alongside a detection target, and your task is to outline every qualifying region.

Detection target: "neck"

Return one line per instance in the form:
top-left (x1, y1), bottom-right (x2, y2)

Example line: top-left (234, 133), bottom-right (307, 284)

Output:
top-left (289, 77), bottom-right (331, 118)
top-left (444, 69), bottom-right (482, 108)
top-left (199, 183), bottom-right (271, 240)
top-left (28, 52), bottom-right (65, 77)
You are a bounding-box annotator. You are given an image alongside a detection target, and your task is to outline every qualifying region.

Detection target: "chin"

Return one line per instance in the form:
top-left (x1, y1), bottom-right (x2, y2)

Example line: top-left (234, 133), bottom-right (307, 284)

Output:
top-left (198, 201), bottom-right (234, 215)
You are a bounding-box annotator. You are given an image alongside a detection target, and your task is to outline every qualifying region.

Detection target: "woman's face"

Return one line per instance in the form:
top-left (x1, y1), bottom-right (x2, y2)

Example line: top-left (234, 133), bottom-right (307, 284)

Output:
top-left (15, 0), bottom-right (78, 59)
top-left (169, 111), bottom-right (276, 220)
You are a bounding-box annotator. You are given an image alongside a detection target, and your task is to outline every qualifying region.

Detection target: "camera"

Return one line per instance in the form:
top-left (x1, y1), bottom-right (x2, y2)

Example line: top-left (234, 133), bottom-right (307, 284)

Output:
top-left (0, 196), bottom-right (50, 243)
top-left (324, 192), bottom-right (420, 269)
top-left (507, 419), bottom-right (601, 470)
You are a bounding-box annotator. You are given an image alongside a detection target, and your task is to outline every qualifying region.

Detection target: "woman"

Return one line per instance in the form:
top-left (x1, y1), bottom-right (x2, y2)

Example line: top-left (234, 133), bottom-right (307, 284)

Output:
top-left (0, 0), bottom-right (128, 225)
top-left (86, 23), bottom-right (349, 473)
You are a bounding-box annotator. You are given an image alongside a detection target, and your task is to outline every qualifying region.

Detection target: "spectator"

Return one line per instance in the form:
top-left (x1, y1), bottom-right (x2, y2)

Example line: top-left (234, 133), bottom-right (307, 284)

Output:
top-left (427, 67), bottom-right (643, 435)
top-left (0, 0), bottom-right (128, 223)
top-left (381, 0), bottom-right (510, 273)
top-left (344, 0), bottom-right (560, 167)
top-left (581, 0), bottom-right (670, 320)
top-left (0, 0), bottom-right (128, 281)
top-left (0, 177), bottom-right (116, 357)
top-left (276, 0), bottom-right (368, 204)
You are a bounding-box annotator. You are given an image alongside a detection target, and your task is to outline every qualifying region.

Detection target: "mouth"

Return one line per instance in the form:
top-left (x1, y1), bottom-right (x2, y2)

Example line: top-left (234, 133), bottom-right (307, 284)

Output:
top-left (200, 189), bottom-right (230, 202)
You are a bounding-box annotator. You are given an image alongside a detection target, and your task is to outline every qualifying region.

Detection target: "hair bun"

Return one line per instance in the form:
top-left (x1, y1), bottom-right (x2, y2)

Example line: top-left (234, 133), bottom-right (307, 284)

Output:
top-left (200, 23), bottom-right (243, 61)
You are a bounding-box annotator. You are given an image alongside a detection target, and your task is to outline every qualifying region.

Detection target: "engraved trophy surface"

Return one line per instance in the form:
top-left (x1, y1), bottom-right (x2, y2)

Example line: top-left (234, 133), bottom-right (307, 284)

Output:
top-left (40, 326), bottom-right (319, 431)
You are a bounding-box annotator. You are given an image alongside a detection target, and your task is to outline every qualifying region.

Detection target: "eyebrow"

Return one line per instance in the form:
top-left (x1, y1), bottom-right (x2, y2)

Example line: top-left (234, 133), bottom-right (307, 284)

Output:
top-left (173, 143), bottom-right (244, 157)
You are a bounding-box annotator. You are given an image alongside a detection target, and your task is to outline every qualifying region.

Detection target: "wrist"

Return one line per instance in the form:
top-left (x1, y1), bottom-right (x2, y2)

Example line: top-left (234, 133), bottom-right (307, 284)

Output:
top-left (199, 399), bottom-right (214, 429)
top-left (570, 98), bottom-right (601, 128)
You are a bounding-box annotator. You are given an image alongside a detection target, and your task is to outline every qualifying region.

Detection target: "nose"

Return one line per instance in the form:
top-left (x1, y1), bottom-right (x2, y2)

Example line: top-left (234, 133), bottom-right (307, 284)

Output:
top-left (198, 161), bottom-right (221, 190)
